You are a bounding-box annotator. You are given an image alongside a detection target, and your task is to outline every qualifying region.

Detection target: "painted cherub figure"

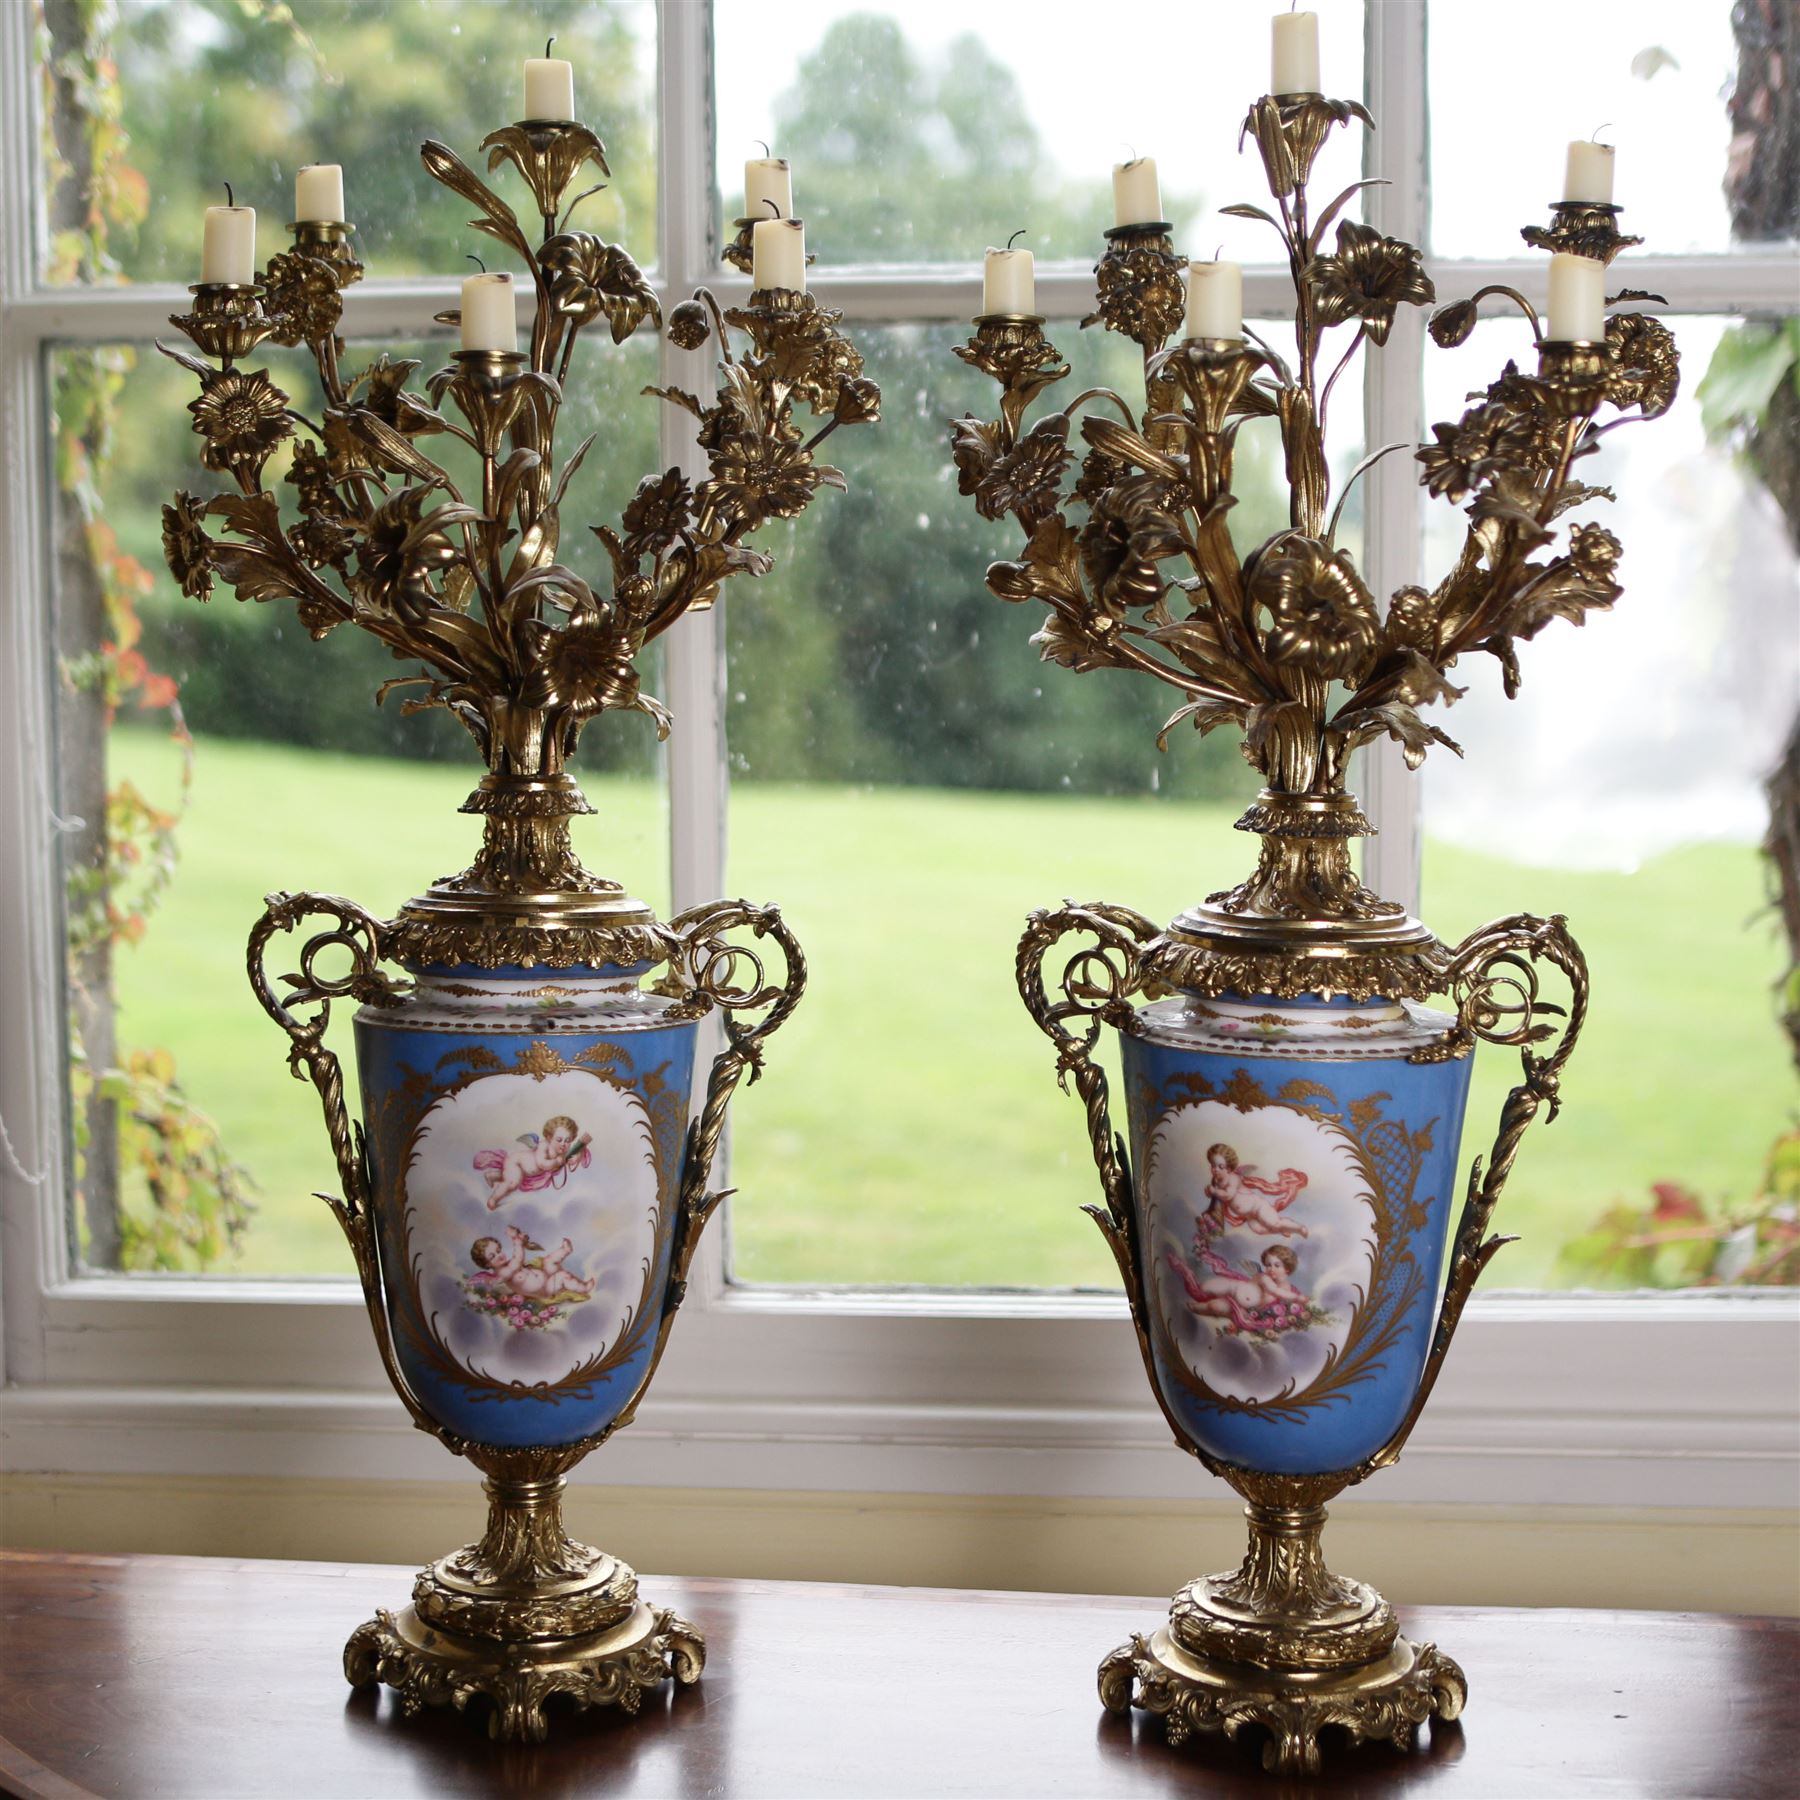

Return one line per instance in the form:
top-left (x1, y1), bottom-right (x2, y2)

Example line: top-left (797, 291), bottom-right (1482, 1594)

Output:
top-left (1197, 1141), bottom-right (1309, 1240)
top-left (1165, 1242), bottom-right (1312, 1336)
top-left (474, 1113), bottom-right (593, 1210)
top-left (469, 1225), bottom-right (597, 1301)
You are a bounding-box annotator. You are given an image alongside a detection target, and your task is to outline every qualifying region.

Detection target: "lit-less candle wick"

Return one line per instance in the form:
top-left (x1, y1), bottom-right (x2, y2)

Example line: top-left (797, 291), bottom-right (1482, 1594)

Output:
top-left (983, 231), bottom-right (1034, 315)
top-left (460, 254), bottom-right (517, 353)
top-left (201, 180), bottom-right (257, 285)
top-left (524, 36), bottom-right (576, 121)
top-left (746, 150), bottom-right (792, 224)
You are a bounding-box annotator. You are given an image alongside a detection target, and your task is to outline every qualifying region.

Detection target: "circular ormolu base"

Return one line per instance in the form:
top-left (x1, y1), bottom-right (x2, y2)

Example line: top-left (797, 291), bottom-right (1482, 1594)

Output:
top-left (1170, 1566), bottom-right (1398, 1671)
top-left (344, 1597), bottom-right (704, 1743)
top-left (1099, 1625), bottom-right (1466, 1777)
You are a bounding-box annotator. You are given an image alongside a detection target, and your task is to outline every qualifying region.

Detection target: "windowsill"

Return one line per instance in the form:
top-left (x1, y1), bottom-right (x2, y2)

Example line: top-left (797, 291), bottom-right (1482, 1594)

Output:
top-left (10, 1280), bottom-right (1795, 1511)
top-left (44, 1268), bottom-right (1800, 1323)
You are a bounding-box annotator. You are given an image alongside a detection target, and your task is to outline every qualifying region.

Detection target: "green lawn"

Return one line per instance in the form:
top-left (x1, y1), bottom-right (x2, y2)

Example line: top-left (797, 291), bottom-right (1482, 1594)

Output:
top-left (107, 728), bottom-right (1796, 1289)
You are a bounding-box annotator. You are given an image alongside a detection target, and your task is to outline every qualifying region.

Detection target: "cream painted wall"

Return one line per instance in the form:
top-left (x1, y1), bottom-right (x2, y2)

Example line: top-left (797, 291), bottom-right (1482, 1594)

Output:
top-left (3, 1475), bottom-right (1795, 1617)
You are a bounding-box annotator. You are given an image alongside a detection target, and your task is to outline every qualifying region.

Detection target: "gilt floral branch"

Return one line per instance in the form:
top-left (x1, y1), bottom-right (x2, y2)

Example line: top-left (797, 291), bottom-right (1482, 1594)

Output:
top-left (159, 123), bottom-right (878, 783)
top-left (952, 92), bottom-right (1676, 801)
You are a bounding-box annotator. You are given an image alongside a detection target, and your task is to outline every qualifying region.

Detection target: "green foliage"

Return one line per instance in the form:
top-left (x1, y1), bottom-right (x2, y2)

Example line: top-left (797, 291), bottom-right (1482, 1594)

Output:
top-left (1697, 318), bottom-right (1800, 440)
top-left (769, 17), bottom-right (1109, 261)
top-left (71, 1045), bottom-right (255, 1271)
top-left (47, 0), bottom-right (255, 1271)
top-left (72, 4), bottom-right (1272, 800)
top-left (1554, 1131), bottom-right (1800, 1290)
top-left (108, 729), bottom-right (1794, 1286)
top-left (108, 0), bottom-right (654, 281)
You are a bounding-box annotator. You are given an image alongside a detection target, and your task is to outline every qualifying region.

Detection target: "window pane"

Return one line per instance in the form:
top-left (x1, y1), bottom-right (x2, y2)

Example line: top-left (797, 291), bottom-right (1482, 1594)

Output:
top-left (52, 334), bottom-right (666, 1275)
top-left (41, 1), bottom-right (656, 286)
top-left (1419, 315), bottom-right (1798, 1289)
top-left (713, 1), bottom-right (1365, 266)
top-left (724, 319), bottom-right (1366, 1287)
top-left (1426, 0), bottom-right (1792, 257)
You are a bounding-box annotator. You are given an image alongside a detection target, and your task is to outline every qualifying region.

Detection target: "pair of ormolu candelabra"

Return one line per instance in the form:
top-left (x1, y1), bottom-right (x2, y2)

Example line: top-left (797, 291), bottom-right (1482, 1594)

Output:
top-left (159, 81), bottom-right (1673, 1777)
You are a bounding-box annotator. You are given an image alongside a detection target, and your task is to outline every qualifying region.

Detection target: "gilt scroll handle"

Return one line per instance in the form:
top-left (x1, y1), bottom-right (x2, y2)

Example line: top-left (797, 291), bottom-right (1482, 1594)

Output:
top-left (1363, 912), bottom-right (1589, 1478)
top-left (604, 900), bottom-right (806, 1439)
top-left (244, 892), bottom-right (454, 1452)
top-left (662, 899), bottom-right (808, 1303)
top-left (1015, 903), bottom-right (1206, 1454)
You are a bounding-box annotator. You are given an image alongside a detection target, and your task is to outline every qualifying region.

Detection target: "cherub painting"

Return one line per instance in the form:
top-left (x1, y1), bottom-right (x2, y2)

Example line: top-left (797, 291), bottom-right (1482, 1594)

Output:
top-left (474, 1113), bottom-right (593, 1210)
top-left (1196, 1141), bottom-right (1309, 1241)
top-left (1163, 1240), bottom-right (1318, 1338)
top-left (461, 1225), bottom-right (598, 1332)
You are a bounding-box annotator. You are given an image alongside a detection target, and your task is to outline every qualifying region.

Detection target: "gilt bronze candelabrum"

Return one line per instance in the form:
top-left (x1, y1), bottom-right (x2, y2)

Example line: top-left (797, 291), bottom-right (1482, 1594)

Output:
top-left (952, 90), bottom-right (1676, 1773)
top-left (159, 116), bottom-right (876, 1740)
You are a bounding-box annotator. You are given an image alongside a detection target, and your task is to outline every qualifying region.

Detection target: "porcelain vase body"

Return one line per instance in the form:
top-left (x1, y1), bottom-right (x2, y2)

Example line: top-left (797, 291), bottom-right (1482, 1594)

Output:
top-left (354, 962), bottom-right (697, 1450)
top-left (1119, 991), bottom-right (1475, 1477)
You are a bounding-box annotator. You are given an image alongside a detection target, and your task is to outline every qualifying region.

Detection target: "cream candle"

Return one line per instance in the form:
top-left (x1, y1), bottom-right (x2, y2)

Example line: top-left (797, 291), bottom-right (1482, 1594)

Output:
top-left (982, 245), bottom-right (1034, 315)
top-left (1186, 259), bottom-right (1244, 341)
top-left (1562, 140), bottom-right (1616, 205)
top-left (1111, 156), bottom-right (1162, 228)
top-left (461, 271), bottom-right (518, 353)
top-left (201, 197), bottom-right (256, 284)
top-left (524, 52), bottom-right (575, 120)
top-left (294, 163), bottom-right (344, 223)
top-left (745, 156), bottom-right (792, 222)
top-left (1272, 10), bottom-right (1321, 94)
top-left (1546, 252), bottom-right (1606, 342)
top-left (752, 216), bottom-right (806, 291)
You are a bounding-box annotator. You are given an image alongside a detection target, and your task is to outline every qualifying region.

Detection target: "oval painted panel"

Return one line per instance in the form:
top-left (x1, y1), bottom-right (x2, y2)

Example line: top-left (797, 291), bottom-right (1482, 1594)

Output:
top-left (1144, 1097), bottom-right (1377, 1406)
top-left (400, 1066), bottom-right (661, 1393)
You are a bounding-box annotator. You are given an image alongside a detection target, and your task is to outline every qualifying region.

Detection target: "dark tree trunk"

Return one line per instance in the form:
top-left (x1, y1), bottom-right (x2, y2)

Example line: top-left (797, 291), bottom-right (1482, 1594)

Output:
top-left (1727, 1), bottom-right (1800, 1071)
top-left (44, 0), bottom-right (122, 1265)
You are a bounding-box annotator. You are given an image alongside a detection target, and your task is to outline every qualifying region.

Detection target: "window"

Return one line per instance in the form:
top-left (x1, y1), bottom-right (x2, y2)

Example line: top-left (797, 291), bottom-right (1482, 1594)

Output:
top-left (1, 2), bottom-right (1793, 1517)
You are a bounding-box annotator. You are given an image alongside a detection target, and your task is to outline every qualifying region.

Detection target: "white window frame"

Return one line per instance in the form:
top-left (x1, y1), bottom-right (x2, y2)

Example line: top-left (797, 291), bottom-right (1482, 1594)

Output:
top-left (1, 0), bottom-right (1794, 1515)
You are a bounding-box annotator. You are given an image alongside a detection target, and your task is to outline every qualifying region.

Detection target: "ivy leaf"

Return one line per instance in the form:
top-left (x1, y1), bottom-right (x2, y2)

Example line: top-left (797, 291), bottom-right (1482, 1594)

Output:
top-left (1697, 321), bottom-right (1800, 439)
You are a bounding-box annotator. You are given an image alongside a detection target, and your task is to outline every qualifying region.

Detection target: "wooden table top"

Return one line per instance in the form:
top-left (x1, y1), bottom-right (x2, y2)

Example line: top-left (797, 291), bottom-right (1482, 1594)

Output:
top-left (1, 1549), bottom-right (1795, 1798)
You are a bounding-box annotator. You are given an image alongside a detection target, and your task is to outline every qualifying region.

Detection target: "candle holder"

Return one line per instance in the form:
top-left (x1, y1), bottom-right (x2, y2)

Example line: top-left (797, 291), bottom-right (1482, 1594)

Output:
top-left (1091, 222), bottom-right (1186, 350)
top-left (480, 117), bottom-right (609, 235)
top-left (1523, 200), bottom-right (1643, 263)
top-left (951, 85), bottom-right (1675, 1776)
top-left (168, 282), bottom-right (277, 367)
top-left (722, 217), bottom-right (818, 276)
top-left (157, 116), bottom-right (876, 1742)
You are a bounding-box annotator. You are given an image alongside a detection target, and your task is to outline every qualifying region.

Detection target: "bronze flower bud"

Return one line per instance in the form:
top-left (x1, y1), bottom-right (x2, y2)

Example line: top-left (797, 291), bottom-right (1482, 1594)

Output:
top-left (667, 300), bottom-right (712, 351)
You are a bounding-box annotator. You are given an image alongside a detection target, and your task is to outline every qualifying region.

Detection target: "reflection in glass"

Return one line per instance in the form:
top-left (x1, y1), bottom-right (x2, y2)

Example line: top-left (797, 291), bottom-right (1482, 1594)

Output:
top-left (724, 320), bottom-right (1365, 1287)
top-left (51, 340), bottom-right (668, 1275)
top-left (1419, 316), bottom-right (1798, 1286)
top-left (44, 1), bottom-right (656, 285)
top-left (714, 1), bottom-right (1365, 267)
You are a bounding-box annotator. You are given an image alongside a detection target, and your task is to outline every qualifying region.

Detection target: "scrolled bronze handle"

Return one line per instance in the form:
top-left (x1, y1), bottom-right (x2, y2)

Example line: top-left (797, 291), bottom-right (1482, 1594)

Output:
top-left (661, 899), bottom-right (808, 1301)
top-left (1015, 901), bottom-right (1159, 1268)
top-left (1362, 912), bottom-right (1590, 1478)
top-left (244, 893), bottom-right (456, 1452)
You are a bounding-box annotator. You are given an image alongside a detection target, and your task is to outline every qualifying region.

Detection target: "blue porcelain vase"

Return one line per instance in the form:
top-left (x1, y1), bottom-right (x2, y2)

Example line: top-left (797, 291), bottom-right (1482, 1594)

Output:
top-left (354, 963), bottom-right (698, 1453)
top-left (1016, 790), bottom-right (1588, 1773)
top-left (245, 773), bottom-right (803, 1741)
top-left (1119, 993), bottom-right (1473, 1478)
